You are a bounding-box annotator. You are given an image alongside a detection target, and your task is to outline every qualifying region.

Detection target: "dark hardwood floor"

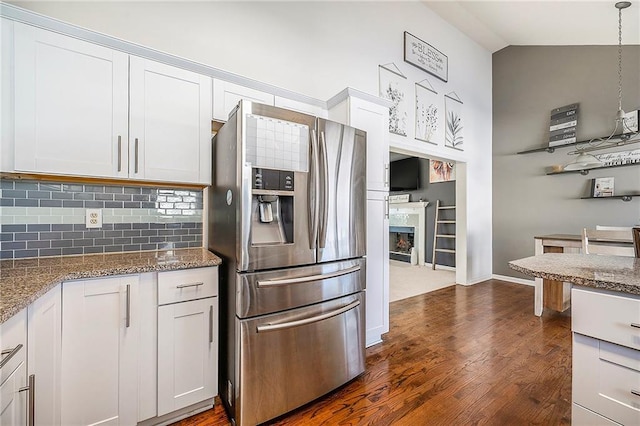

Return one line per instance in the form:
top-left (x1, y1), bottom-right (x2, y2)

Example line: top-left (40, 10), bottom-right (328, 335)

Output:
top-left (174, 280), bottom-right (572, 425)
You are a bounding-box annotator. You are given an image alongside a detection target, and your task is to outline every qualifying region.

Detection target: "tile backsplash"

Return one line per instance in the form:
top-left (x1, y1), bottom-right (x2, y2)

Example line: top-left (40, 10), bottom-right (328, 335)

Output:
top-left (0, 179), bottom-right (203, 259)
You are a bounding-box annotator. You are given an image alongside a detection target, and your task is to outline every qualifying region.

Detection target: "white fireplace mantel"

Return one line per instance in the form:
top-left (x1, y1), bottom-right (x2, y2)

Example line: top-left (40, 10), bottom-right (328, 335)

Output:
top-left (388, 201), bottom-right (429, 265)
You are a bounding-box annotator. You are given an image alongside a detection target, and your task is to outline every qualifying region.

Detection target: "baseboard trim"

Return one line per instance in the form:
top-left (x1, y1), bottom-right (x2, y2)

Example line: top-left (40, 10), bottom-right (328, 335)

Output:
top-left (492, 274), bottom-right (535, 286)
top-left (424, 263), bottom-right (456, 271)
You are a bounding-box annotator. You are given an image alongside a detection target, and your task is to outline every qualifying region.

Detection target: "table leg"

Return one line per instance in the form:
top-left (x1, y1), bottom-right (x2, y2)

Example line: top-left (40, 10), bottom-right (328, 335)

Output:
top-left (534, 277), bottom-right (543, 316)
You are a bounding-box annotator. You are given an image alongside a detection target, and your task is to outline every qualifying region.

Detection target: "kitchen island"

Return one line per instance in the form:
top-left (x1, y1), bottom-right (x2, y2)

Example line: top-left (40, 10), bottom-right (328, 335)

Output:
top-left (509, 253), bottom-right (640, 425)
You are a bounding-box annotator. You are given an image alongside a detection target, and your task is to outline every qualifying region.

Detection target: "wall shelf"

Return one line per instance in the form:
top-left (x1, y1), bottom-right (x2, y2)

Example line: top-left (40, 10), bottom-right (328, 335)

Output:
top-left (517, 132), bottom-right (639, 154)
top-left (546, 161), bottom-right (639, 176)
top-left (580, 195), bottom-right (638, 202)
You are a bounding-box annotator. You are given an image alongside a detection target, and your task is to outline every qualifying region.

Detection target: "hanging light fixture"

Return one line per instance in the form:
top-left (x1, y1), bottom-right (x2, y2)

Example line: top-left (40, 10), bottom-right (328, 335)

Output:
top-left (563, 152), bottom-right (603, 171)
top-left (614, 1), bottom-right (631, 129)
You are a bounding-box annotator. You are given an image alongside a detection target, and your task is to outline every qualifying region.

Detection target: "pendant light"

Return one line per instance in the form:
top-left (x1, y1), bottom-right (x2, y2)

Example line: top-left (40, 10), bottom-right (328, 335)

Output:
top-left (563, 152), bottom-right (603, 171)
top-left (615, 1), bottom-right (631, 130)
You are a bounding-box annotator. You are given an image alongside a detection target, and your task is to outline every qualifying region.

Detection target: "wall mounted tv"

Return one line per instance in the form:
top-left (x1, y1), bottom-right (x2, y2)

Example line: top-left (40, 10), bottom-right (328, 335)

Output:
top-left (390, 157), bottom-right (421, 191)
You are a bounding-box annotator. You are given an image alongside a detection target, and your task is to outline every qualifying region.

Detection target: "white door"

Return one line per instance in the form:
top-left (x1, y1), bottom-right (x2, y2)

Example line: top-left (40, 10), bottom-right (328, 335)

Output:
top-left (157, 297), bottom-right (217, 416)
top-left (129, 57), bottom-right (212, 184)
top-left (0, 362), bottom-right (27, 426)
top-left (13, 22), bottom-right (129, 178)
top-left (61, 276), bottom-right (139, 426)
top-left (349, 97), bottom-right (390, 192)
top-left (365, 191), bottom-right (390, 347)
top-left (212, 79), bottom-right (274, 121)
top-left (27, 285), bottom-right (62, 426)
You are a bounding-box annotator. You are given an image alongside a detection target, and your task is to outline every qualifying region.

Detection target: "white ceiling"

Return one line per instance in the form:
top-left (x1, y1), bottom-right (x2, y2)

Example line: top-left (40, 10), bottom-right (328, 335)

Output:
top-left (423, 1), bottom-right (640, 53)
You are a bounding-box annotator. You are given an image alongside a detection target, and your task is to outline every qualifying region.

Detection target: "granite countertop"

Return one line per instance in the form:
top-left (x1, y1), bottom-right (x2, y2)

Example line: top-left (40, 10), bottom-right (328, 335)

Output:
top-left (509, 253), bottom-right (640, 296)
top-left (0, 248), bottom-right (222, 324)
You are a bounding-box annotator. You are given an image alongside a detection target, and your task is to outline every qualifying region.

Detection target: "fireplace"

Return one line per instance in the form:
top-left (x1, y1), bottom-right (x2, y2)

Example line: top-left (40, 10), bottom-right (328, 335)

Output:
top-left (389, 226), bottom-right (415, 262)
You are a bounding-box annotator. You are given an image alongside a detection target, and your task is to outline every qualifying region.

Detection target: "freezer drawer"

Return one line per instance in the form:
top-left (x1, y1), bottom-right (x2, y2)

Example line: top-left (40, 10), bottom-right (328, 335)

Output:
top-left (236, 258), bottom-right (365, 318)
top-left (232, 292), bottom-right (365, 426)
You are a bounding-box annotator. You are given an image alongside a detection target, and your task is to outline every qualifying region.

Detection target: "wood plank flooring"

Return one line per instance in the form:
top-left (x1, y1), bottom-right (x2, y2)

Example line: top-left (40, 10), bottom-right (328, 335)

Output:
top-left (173, 280), bottom-right (572, 425)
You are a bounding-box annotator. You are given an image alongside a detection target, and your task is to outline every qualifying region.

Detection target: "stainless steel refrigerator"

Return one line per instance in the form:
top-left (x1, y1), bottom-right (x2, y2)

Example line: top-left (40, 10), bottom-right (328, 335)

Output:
top-left (208, 100), bottom-right (366, 426)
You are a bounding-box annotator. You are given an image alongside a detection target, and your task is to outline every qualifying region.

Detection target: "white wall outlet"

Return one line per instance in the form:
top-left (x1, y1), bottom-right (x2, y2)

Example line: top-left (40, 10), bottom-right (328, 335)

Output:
top-left (85, 209), bottom-right (103, 229)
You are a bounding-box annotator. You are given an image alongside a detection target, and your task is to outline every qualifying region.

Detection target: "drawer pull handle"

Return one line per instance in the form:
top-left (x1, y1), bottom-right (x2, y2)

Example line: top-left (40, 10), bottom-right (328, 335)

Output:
top-left (632, 390), bottom-right (640, 397)
top-left (176, 282), bottom-right (204, 289)
top-left (631, 323), bottom-right (640, 329)
top-left (18, 374), bottom-right (35, 426)
top-left (209, 305), bottom-right (214, 343)
top-left (0, 344), bottom-right (23, 369)
top-left (126, 284), bottom-right (131, 328)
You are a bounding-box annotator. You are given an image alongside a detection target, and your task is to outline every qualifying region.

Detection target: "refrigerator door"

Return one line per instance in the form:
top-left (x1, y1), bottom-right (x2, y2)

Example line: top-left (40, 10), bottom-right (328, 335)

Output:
top-left (317, 119), bottom-right (367, 263)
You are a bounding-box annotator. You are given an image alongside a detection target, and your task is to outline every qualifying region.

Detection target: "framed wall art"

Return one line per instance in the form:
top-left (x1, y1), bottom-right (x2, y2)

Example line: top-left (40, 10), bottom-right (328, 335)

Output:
top-left (444, 92), bottom-right (464, 151)
top-left (429, 160), bottom-right (456, 183)
top-left (415, 79), bottom-right (440, 144)
top-left (379, 63), bottom-right (408, 136)
top-left (404, 31), bottom-right (448, 83)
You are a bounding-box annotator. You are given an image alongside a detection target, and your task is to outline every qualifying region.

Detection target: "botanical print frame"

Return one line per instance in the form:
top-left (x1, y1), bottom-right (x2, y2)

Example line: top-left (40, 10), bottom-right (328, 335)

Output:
top-left (379, 63), bottom-right (408, 136)
top-left (429, 160), bottom-right (456, 183)
top-left (415, 79), bottom-right (439, 144)
top-left (444, 92), bottom-right (464, 151)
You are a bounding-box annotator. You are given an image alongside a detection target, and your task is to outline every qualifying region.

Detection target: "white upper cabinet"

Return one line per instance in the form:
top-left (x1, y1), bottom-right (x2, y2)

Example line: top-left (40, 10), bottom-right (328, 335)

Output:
top-left (129, 57), bottom-right (211, 184)
top-left (13, 22), bottom-right (129, 179)
top-left (212, 79), bottom-right (274, 121)
top-left (8, 22), bottom-right (212, 185)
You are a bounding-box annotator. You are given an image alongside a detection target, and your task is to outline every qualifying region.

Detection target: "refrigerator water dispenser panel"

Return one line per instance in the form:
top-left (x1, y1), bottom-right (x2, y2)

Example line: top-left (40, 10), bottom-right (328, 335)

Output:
top-left (245, 114), bottom-right (309, 172)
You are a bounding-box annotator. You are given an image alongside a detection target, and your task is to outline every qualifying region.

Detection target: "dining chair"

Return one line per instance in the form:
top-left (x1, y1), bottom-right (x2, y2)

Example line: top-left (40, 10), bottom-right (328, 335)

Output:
top-left (581, 228), bottom-right (635, 256)
top-left (632, 227), bottom-right (640, 258)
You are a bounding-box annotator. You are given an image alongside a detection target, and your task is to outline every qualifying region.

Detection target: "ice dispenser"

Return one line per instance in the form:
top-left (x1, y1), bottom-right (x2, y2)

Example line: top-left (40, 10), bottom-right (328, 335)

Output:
top-left (251, 168), bottom-right (294, 245)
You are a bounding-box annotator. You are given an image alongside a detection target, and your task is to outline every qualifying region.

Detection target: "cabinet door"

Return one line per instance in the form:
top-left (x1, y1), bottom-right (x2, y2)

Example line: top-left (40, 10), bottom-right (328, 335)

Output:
top-left (349, 97), bottom-right (390, 192)
top-left (129, 57), bottom-right (212, 185)
top-left (13, 23), bottom-right (129, 178)
top-left (0, 361), bottom-right (27, 426)
top-left (27, 285), bottom-right (61, 426)
top-left (157, 297), bottom-right (217, 416)
top-left (212, 79), bottom-right (274, 121)
top-left (366, 191), bottom-right (389, 347)
top-left (61, 276), bottom-right (139, 426)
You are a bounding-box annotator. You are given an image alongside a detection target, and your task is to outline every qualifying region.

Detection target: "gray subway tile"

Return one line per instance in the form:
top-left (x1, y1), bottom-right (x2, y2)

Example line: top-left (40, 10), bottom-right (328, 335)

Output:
top-left (132, 223), bottom-right (149, 230)
top-left (94, 193), bottom-right (114, 201)
top-left (27, 240), bottom-right (51, 249)
top-left (1, 241), bottom-right (25, 250)
top-left (85, 201), bottom-right (104, 208)
top-left (132, 237), bottom-right (149, 244)
top-left (51, 240), bottom-right (73, 248)
top-left (123, 201), bottom-right (141, 209)
top-left (132, 194), bottom-right (149, 202)
top-left (85, 185), bottom-right (105, 193)
top-left (0, 199), bottom-right (14, 206)
top-left (149, 236), bottom-right (165, 243)
top-left (62, 247), bottom-right (83, 255)
top-left (142, 202), bottom-right (156, 209)
top-left (62, 231), bottom-right (84, 239)
top-left (40, 232), bottom-right (63, 240)
top-left (63, 184), bottom-right (83, 192)
top-left (0, 234), bottom-right (13, 242)
top-left (182, 235), bottom-right (196, 242)
top-left (123, 230), bottom-right (141, 237)
top-left (15, 232), bottom-right (39, 241)
top-left (105, 245), bottom-right (123, 253)
top-left (40, 199), bottom-right (63, 207)
top-left (40, 183), bottom-right (62, 191)
top-left (0, 180), bottom-right (14, 189)
top-left (15, 199), bottom-right (38, 207)
top-left (39, 248), bottom-right (62, 257)
top-left (52, 224), bottom-right (73, 231)
top-left (84, 231), bottom-right (104, 239)
top-left (105, 201), bottom-right (123, 208)
top-left (141, 230), bottom-right (158, 237)
top-left (174, 242), bottom-right (189, 249)
top-left (166, 223), bottom-right (181, 229)
top-left (188, 229), bottom-right (202, 235)
top-left (167, 236), bottom-right (182, 243)
top-left (124, 187), bottom-right (141, 195)
top-left (73, 224), bottom-right (88, 231)
top-left (194, 235), bottom-right (202, 242)
top-left (27, 224), bottom-right (51, 232)
top-left (174, 229), bottom-right (189, 236)
top-left (14, 249), bottom-right (38, 258)
top-left (114, 223), bottom-right (132, 230)
top-left (114, 194), bottom-right (131, 202)
top-left (113, 237), bottom-right (132, 245)
top-left (141, 243), bottom-right (158, 251)
top-left (73, 239), bottom-right (94, 247)
top-left (123, 244), bottom-right (141, 252)
top-left (84, 246), bottom-right (104, 254)
top-left (105, 231), bottom-right (123, 238)
top-left (195, 223), bottom-right (203, 229)
top-left (150, 223), bottom-right (166, 229)
top-left (27, 190), bottom-right (51, 199)
top-left (74, 192), bottom-right (94, 200)
top-left (63, 200), bottom-right (84, 208)
top-left (95, 238), bottom-right (114, 246)
top-left (51, 192), bottom-right (73, 200)
top-left (181, 223), bottom-right (196, 229)
top-left (157, 230), bottom-right (173, 236)
top-left (141, 188), bottom-right (154, 195)
top-left (105, 186), bottom-right (123, 194)
top-left (188, 241), bottom-right (202, 248)
top-left (0, 250), bottom-right (13, 259)
top-left (102, 224), bottom-right (114, 230)
top-left (14, 182), bottom-right (38, 190)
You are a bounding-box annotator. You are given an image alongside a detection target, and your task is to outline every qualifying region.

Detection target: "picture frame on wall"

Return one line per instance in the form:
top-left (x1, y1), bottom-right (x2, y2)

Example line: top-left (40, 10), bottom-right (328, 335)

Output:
top-left (379, 63), bottom-right (408, 136)
top-left (415, 79), bottom-right (440, 145)
top-left (591, 177), bottom-right (614, 197)
top-left (429, 160), bottom-right (456, 183)
top-left (444, 92), bottom-right (464, 151)
top-left (404, 31), bottom-right (448, 83)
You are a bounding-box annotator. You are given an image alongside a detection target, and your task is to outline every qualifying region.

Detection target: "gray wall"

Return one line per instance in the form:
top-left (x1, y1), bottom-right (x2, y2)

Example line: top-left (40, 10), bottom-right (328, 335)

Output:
top-left (390, 158), bottom-right (456, 267)
top-left (493, 45), bottom-right (640, 278)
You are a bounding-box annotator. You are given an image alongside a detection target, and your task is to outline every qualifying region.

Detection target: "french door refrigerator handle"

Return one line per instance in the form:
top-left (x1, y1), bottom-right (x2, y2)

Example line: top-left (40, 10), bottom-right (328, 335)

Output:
top-left (309, 129), bottom-right (320, 249)
top-left (256, 300), bottom-right (360, 333)
top-left (318, 131), bottom-right (329, 248)
top-left (257, 265), bottom-right (361, 287)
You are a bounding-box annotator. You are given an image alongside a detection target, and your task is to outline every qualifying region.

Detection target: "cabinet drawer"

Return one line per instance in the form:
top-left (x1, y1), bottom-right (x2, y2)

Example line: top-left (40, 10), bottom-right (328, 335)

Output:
top-left (572, 287), bottom-right (640, 351)
top-left (573, 403), bottom-right (621, 425)
top-left (573, 333), bottom-right (640, 425)
top-left (158, 267), bottom-right (218, 305)
top-left (0, 309), bottom-right (27, 385)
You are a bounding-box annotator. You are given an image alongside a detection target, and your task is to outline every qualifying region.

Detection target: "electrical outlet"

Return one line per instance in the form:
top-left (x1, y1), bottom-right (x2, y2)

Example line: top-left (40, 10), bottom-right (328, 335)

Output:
top-left (85, 209), bottom-right (102, 229)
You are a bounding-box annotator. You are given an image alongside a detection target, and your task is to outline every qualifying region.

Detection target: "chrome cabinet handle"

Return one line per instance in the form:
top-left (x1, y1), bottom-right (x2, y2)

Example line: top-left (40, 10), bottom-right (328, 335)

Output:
top-left (209, 305), bottom-right (214, 343)
top-left (19, 374), bottom-right (35, 426)
top-left (134, 138), bottom-right (139, 173)
top-left (125, 284), bottom-right (131, 328)
top-left (257, 265), bottom-right (361, 288)
top-left (385, 163), bottom-right (390, 187)
top-left (117, 135), bottom-right (122, 172)
top-left (257, 300), bottom-right (360, 333)
top-left (0, 344), bottom-right (23, 369)
top-left (385, 195), bottom-right (390, 219)
top-left (631, 323), bottom-right (640, 329)
top-left (632, 389), bottom-right (640, 397)
top-left (176, 282), bottom-right (204, 289)
top-left (318, 131), bottom-right (329, 249)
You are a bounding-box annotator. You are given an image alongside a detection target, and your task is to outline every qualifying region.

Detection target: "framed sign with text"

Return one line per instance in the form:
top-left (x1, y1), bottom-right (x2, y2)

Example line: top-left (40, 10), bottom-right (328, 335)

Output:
top-left (404, 31), bottom-right (448, 83)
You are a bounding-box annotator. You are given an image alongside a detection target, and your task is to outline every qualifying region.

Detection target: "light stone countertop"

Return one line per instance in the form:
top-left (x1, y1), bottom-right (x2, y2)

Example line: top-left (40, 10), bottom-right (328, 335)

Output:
top-left (0, 248), bottom-right (222, 324)
top-left (509, 253), bottom-right (640, 296)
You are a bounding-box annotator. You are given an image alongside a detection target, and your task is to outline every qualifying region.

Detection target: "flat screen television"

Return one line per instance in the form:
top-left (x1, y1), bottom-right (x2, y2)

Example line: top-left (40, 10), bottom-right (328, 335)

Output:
top-left (390, 157), bottom-right (420, 191)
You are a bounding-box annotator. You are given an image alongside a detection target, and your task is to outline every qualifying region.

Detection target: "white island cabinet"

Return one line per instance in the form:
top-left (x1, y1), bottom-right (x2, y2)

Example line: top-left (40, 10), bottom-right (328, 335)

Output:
top-left (0, 309), bottom-right (28, 426)
top-left (60, 275), bottom-right (140, 426)
top-left (7, 22), bottom-right (212, 185)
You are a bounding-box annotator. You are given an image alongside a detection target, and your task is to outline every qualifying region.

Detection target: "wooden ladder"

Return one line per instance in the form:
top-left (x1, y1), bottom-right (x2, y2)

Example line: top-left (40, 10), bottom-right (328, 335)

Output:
top-left (432, 200), bottom-right (456, 270)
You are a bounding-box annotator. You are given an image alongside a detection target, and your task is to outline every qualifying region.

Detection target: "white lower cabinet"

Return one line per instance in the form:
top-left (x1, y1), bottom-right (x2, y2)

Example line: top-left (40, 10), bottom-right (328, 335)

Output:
top-left (0, 361), bottom-right (27, 426)
top-left (0, 309), bottom-right (28, 426)
top-left (158, 297), bottom-right (218, 416)
top-left (61, 275), bottom-right (140, 426)
top-left (365, 191), bottom-right (389, 347)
